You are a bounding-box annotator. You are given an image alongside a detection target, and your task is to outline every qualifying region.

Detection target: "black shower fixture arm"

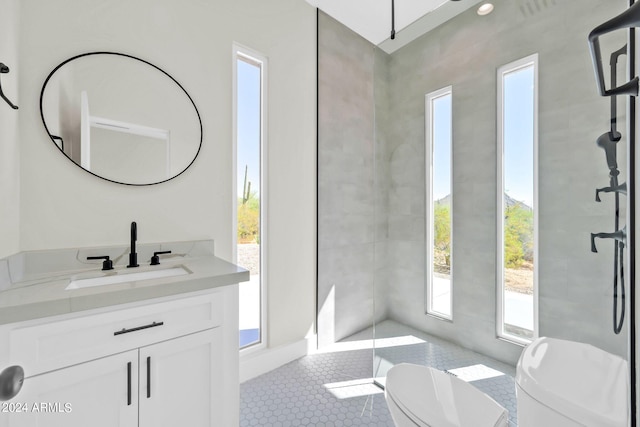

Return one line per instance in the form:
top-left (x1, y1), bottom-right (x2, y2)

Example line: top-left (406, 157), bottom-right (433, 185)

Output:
top-left (610, 44), bottom-right (627, 135)
top-left (588, 2), bottom-right (640, 97)
top-left (0, 63), bottom-right (18, 110)
top-left (611, 44), bottom-right (628, 68)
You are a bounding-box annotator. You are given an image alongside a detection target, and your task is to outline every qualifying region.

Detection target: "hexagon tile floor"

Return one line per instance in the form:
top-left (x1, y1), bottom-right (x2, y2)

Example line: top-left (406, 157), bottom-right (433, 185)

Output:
top-left (240, 320), bottom-right (518, 426)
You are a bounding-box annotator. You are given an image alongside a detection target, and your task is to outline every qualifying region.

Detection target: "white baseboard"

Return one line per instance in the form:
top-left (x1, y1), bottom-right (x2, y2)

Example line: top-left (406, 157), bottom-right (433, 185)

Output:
top-left (240, 336), bottom-right (316, 383)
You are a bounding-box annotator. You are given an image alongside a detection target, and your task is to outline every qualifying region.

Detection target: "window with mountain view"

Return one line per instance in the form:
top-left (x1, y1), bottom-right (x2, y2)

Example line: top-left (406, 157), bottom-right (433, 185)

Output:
top-left (426, 87), bottom-right (453, 320)
top-left (235, 46), bottom-right (266, 350)
top-left (497, 54), bottom-right (538, 343)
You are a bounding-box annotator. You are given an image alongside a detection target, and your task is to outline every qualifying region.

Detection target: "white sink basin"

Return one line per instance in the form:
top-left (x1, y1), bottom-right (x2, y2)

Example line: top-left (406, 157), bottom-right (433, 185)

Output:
top-left (66, 266), bottom-right (190, 290)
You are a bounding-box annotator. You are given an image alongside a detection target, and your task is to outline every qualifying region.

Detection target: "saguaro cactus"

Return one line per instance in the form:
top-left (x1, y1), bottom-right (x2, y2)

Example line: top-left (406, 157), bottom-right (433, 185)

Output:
top-left (242, 165), bottom-right (251, 206)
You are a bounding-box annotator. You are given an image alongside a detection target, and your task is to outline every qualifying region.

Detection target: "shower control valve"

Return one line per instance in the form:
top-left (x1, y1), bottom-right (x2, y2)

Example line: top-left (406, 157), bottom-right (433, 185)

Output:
top-left (590, 228), bottom-right (626, 253)
top-left (595, 182), bottom-right (627, 202)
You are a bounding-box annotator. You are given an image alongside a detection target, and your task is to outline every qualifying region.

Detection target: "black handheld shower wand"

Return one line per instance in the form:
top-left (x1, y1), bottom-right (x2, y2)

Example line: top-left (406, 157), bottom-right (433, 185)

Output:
top-left (591, 43), bottom-right (629, 336)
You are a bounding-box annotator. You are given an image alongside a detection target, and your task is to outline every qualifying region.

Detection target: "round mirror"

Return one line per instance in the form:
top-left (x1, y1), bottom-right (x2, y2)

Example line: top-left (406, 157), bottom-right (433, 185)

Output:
top-left (40, 52), bottom-right (202, 185)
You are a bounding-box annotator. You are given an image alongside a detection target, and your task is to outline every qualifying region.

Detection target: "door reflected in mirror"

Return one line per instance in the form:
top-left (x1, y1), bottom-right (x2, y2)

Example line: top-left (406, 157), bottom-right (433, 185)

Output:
top-left (40, 52), bottom-right (202, 185)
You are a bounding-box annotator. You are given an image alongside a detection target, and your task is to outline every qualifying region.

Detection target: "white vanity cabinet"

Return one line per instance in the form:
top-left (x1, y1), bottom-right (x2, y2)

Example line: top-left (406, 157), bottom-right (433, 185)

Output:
top-left (139, 328), bottom-right (223, 427)
top-left (5, 350), bottom-right (139, 427)
top-left (0, 286), bottom-right (239, 427)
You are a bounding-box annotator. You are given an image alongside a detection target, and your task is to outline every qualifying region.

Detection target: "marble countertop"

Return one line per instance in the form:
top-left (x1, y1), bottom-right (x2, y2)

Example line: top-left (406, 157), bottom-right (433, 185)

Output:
top-left (0, 240), bottom-right (249, 325)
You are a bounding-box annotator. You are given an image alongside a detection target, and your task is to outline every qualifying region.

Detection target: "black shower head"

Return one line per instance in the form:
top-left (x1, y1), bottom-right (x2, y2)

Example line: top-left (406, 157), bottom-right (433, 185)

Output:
top-left (0, 63), bottom-right (9, 74)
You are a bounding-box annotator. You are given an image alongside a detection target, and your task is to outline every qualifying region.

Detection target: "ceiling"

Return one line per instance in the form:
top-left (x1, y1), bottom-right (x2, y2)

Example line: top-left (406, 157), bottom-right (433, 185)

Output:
top-left (307, 0), bottom-right (485, 53)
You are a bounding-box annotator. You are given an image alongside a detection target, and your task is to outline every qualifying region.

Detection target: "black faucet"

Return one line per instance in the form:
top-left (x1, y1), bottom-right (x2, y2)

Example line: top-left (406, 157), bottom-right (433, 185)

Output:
top-left (127, 221), bottom-right (139, 268)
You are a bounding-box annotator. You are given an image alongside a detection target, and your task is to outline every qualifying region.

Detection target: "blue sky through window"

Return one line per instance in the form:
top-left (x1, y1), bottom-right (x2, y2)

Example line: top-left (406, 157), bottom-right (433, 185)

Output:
top-left (503, 66), bottom-right (534, 208)
top-left (431, 66), bottom-right (534, 208)
top-left (432, 93), bottom-right (451, 201)
top-left (237, 59), bottom-right (261, 198)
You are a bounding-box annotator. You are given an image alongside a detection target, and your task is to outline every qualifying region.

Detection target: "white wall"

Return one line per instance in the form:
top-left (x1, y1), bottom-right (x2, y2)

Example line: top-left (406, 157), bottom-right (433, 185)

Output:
top-left (0, 0), bottom-right (20, 259)
top-left (16, 0), bottom-right (316, 349)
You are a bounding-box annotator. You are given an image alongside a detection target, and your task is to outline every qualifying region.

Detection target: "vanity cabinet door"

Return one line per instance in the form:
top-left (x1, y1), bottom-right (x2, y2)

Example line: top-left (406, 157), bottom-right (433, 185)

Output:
top-left (2, 350), bottom-right (138, 427)
top-left (138, 328), bottom-right (224, 427)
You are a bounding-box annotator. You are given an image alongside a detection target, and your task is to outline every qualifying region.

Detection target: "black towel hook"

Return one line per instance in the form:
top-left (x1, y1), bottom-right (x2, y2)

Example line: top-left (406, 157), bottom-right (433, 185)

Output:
top-left (0, 63), bottom-right (18, 110)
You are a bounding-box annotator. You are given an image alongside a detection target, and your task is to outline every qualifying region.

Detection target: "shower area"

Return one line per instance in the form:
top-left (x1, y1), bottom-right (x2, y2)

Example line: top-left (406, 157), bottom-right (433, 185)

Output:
top-left (318, 0), bottom-right (635, 422)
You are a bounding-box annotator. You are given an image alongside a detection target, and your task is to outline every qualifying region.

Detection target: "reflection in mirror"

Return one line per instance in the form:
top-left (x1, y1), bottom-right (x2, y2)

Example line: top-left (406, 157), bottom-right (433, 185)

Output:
top-left (40, 52), bottom-right (202, 185)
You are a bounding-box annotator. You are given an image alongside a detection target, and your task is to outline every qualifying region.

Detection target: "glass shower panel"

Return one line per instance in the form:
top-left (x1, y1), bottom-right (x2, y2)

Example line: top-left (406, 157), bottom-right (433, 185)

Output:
top-left (316, 9), bottom-right (377, 364)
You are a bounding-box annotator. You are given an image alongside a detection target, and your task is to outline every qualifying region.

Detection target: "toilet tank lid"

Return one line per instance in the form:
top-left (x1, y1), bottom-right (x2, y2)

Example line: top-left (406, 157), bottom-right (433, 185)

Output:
top-left (516, 337), bottom-right (628, 427)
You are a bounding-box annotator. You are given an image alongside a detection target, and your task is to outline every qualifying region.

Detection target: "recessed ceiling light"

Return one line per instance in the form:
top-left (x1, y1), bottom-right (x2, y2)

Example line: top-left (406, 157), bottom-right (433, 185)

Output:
top-left (477, 3), bottom-right (494, 16)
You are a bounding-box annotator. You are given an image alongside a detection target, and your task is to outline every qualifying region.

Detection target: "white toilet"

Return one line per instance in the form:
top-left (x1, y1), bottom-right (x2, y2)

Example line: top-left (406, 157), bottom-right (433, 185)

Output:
top-left (384, 363), bottom-right (509, 427)
top-left (385, 337), bottom-right (629, 427)
top-left (516, 337), bottom-right (628, 427)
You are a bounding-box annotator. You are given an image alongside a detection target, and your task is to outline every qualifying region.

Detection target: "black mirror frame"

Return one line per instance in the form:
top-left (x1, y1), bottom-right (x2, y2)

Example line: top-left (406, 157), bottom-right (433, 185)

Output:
top-left (39, 51), bottom-right (203, 186)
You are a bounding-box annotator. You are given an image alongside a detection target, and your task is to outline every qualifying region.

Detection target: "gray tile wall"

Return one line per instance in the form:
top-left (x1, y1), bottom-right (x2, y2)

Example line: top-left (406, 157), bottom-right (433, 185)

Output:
top-left (318, 12), bottom-right (388, 346)
top-left (382, 0), bottom-right (628, 361)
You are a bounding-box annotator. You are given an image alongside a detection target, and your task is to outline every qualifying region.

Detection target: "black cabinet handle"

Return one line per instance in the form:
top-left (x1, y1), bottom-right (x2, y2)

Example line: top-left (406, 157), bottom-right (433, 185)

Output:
top-left (114, 321), bottom-right (164, 336)
top-left (146, 356), bottom-right (151, 398)
top-left (127, 362), bottom-right (132, 406)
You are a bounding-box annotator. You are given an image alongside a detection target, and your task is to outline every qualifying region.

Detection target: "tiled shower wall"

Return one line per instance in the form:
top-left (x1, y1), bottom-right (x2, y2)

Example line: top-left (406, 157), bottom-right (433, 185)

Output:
top-left (319, 0), bottom-right (628, 362)
top-left (317, 11), bottom-right (389, 347)
top-left (382, 0), bottom-right (627, 362)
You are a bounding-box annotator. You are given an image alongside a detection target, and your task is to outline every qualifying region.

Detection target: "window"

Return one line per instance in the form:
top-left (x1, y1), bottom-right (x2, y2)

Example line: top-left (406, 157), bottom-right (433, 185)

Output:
top-left (497, 54), bottom-right (538, 344)
top-left (233, 45), bottom-right (267, 350)
top-left (425, 86), bottom-right (453, 320)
